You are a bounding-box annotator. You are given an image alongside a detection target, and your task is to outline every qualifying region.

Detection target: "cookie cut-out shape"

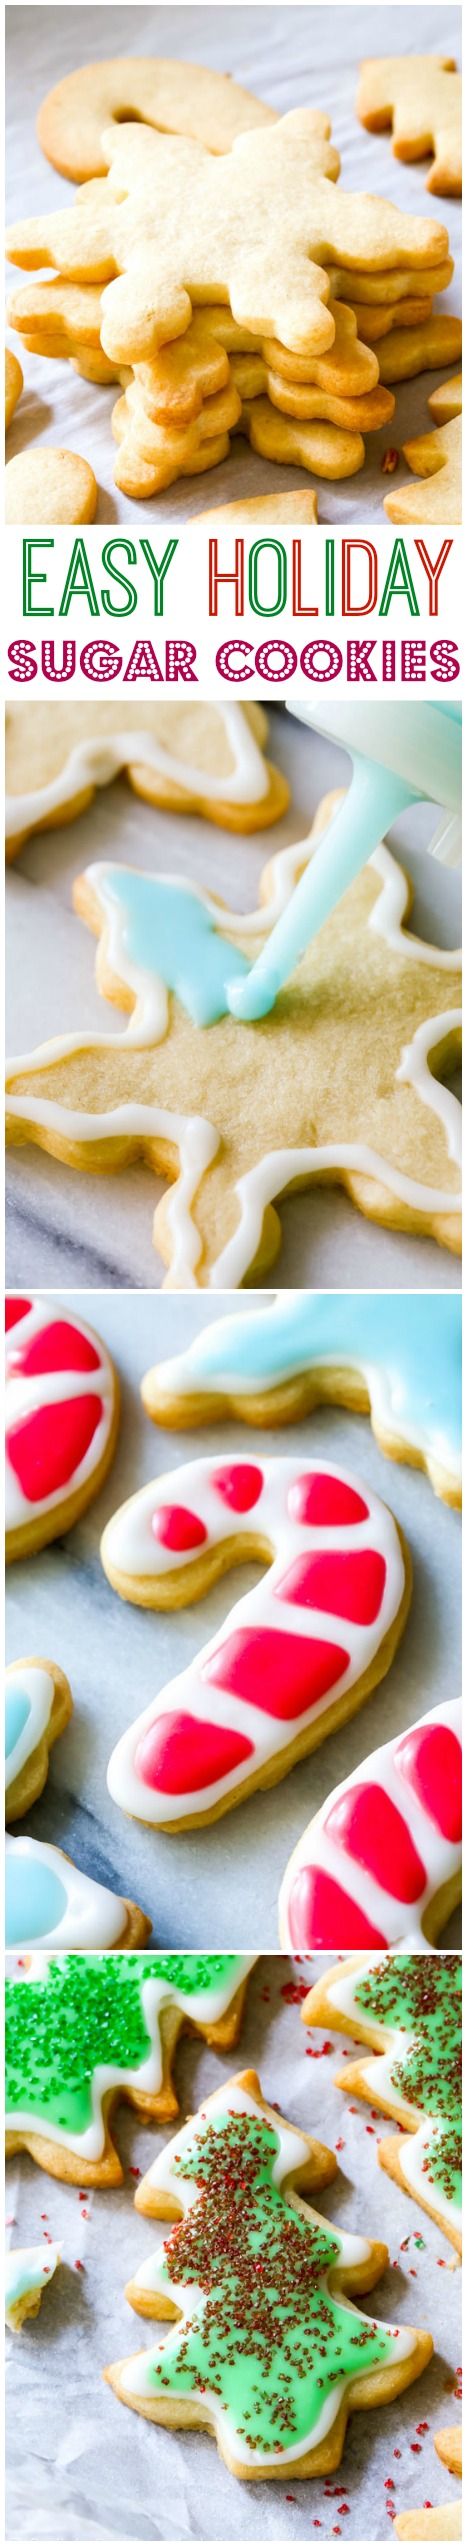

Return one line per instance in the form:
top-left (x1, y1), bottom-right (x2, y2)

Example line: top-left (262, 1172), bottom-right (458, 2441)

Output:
top-left (38, 56), bottom-right (276, 182)
top-left (5, 446), bottom-right (97, 525)
top-left (6, 110), bottom-right (448, 364)
top-left (5, 1951), bottom-right (255, 2184)
top-left (6, 793), bottom-right (461, 1288)
top-left (303, 1952), bottom-right (461, 2252)
top-left (5, 1295), bottom-right (119, 1560)
top-left (5, 346), bottom-right (23, 426)
top-left (111, 374), bottom-right (240, 496)
top-left (428, 371), bottom-right (462, 424)
top-left (103, 1451), bottom-right (409, 1831)
top-left (384, 411), bottom-right (461, 524)
top-left (6, 1834), bottom-right (152, 1950)
top-left (145, 1291), bottom-right (461, 1508)
top-left (5, 2240), bottom-right (61, 2332)
top-left (105, 2067), bottom-right (431, 2476)
top-left (6, 700), bottom-right (286, 855)
top-left (5, 1655), bottom-right (73, 1820)
top-left (279, 1697), bottom-right (462, 1952)
top-left (395, 2427), bottom-right (462, 2539)
top-left (357, 56), bottom-right (461, 197)
top-left (377, 313), bottom-right (462, 384)
top-left (199, 489), bottom-right (319, 524)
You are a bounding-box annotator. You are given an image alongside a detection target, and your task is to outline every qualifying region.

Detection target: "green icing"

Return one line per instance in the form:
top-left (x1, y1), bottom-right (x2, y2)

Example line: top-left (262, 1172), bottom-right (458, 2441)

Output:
top-left (354, 1955), bottom-right (461, 2216)
top-left (5, 1953), bottom-right (245, 2140)
top-left (139, 2108), bottom-right (398, 2455)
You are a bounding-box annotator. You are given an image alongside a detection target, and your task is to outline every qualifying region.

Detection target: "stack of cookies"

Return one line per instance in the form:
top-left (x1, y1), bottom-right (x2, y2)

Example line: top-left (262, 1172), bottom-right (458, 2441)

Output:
top-left (6, 101), bottom-right (461, 502)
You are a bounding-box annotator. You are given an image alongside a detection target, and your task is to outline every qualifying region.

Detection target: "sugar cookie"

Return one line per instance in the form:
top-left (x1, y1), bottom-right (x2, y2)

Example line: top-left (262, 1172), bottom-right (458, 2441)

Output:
top-left (143, 1292), bottom-right (461, 1508)
top-left (279, 1698), bottom-right (462, 1951)
top-left (428, 372), bottom-right (462, 424)
top-left (5, 2241), bottom-right (61, 2332)
top-left (5, 1951), bottom-right (255, 2185)
top-left (384, 411), bottom-right (461, 524)
top-left (199, 490), bottom-right (319, 524)
top-left (6, 796), bottom-right (461, 1286)
top-left (303, 1952), bottom-right (461, 2253)
top-left (5, 346), bottom-right (23, 426)
top-left (357, 56), bottom-right (461, 197)
top-left (396, 2429), bottom-right (462, 2539)
top-left (37, 57), bottom-right (276, 182)
top-left (103, 1451), bottom-right (410, 1832)
top-left (5, 1295), bottom-right (120, 1561)
top-left (6, 1834), bottom-right (152, 1950)
top-left (377, 314), bottom-right (461, 383)
top-left (5, 1656), bottom-right (73, 1820)
top-left (5, 446), bottom-right (97, 525)
top-left (6, 700), bottom-right (287, 854)
top-left (105, 2066), bottom-right (432, 2476)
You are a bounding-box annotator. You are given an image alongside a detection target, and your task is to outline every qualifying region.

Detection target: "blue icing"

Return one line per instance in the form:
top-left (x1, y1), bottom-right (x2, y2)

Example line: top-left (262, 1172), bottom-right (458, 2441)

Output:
top-left (106, 869), bottom-right (249, 1026)
top-left (6, 1855), bottom-right (67, 1947)
top-left (5, 1686), bottom-right (31, 1760)
top-left (177, 1295), bottom-right (461, 1468)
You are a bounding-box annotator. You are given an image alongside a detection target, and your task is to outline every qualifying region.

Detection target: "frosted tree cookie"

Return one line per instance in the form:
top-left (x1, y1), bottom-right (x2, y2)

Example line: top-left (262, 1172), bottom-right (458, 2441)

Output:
top-left (105, 2067), bottom-right (432, 2476)
top-left (5, 2241), bottom-right (61, 2332)
top-left (303, 1952), bottom-right (461, 2253)
top-left (5, 1296), bottom-right (120, 1561)
top-left (5, 1656), bottom-right (73, 1820)
top-left (5, 1951), bottom-right (255, 2185)
top-left (103, 1451), bottom-right (410, 1831)
top-left (5, 794), bottom-right (461, 1287)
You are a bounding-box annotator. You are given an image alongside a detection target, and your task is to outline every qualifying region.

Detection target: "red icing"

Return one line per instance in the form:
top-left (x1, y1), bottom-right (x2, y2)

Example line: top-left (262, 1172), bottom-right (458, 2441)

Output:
top-left (13, 1317), bottom-right (101, 1377)
top-left (7, 1397), bottom-right (103, 1504)
top-left (275, 1549), bottom-right (386, 1626)
top-left (202, 1627), bottom-right (348, 1718)
top-left (134, 1709), bottom-right (253, 1793)
top-left (151, 1504), bottom-right (208, 1552)
top-left (5, 1297), bottom-right (31, 1332)
top-left (212, 1462), bottom-right (263, 1513)
top-left (395, 1722), bottom-right (462, 1845)
top-left (288, 1474), bottom-right (369, 1528)
top-left (287, 1863), bottom-right (387, 1950)
top-left (324, 1781), bottom-right (426, 1901)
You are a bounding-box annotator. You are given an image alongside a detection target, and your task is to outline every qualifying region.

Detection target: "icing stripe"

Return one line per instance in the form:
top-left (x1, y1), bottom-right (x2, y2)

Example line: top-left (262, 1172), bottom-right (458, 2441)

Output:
top-left (5, 1296), bottom-right (115, 1535)
top-left (279, 1699), bottom-right (462, 1950)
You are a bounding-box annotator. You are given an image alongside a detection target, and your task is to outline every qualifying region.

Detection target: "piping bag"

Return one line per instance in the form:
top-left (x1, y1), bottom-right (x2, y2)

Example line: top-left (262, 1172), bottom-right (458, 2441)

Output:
top-left (228, 702), bottom-right (461, 1023)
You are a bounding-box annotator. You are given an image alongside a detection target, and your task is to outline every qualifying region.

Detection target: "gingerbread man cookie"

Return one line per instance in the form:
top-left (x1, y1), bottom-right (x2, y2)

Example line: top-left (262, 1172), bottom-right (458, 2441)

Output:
top-left (6, 111), bottom-right (448, 365)
top-left (5, 1951), bottom-right (255, 2186)
top-left (5, 1296), bottom-right (120, 1560)
top-left (142, 1290), bottom-right (461, 1508)
top-left (6, 701), bottom-right (287, 855)
top-left (6, 1656), bottom-right (73, 1820)
top-left (103, 1452), bottom-right (410, 1831)
top-left (105, 2067), bottom-right (432, 2476)
top-left (357, 56), bottom-right (461, 198)
top-left (279, 1698), bottom-right (462, 1952)
top-left (5, 2241), bottom-right (61, 2332)
top-left (6, 1836), bottom-right (152, 1951)
top-left (5, 794), bottom-right (461, 1287)
top-left (303, 1952), bottom-right (461, 2253)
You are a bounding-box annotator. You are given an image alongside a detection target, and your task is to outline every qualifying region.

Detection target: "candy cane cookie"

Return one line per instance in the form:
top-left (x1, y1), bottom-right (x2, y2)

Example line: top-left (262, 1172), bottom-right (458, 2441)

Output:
top-left (6, 1835), bottom-right (153, 1951)
top-left (142, 1291), bottom-right (461, 1509)
top-left (279, 1698), bottom-right (462, 1951)
top-left (5, 2241), bottom-right (61, 2332)
top-left (103, 1454), bottom-right (410, 1832)
top-left (5, 1951), bottom-right (255, 2186)
top-left (5, 1657), bottom-right (73, 1821)
top-left (105, 2068), bottom-right (432, 2477)
top-left (303, 1952), bottom-right (461, 2253)
top-left (6, 701), bottom-right (287, 854)
top-left (5, 1295), bottom-right (120, 1560)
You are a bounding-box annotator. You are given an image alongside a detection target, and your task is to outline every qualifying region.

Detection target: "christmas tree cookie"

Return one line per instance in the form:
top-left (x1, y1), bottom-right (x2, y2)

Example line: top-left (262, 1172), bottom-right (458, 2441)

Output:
top-left (105, 2068), bottom-right (432, 2477)
top-left (5, 2239), bottom-right (61, 2332)
top-left (5, 1951), bottom-right (255, 2186)
top-left (303, 1953), bottom-right (461, 2252)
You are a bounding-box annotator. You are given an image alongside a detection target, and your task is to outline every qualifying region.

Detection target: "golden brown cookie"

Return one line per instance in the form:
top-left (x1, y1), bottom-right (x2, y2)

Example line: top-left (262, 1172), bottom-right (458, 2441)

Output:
top-left (5, 1656), bottom-right (73, 1820)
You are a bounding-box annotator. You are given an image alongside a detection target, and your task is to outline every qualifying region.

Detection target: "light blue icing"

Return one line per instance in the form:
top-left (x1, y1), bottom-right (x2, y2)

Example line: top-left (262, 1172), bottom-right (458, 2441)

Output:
top-left (105, 869), bottom-right (249, 1027)
top-left (227, 760), bottom-right (418, 1019)
top-left (170, 1294), bottom-right (461, 1472)
top-left (6, 1856), bottom-right (67, 1947)
top-left (5, 1686), bottom-right (31, 1761)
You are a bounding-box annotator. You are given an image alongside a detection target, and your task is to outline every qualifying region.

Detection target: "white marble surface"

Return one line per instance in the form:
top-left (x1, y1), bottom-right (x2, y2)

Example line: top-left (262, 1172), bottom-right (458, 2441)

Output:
top-left (6, 703), bottom-right (461, 1293)
top-left (5, 3), bottom-right (462, 523)
top-left (5, 1951), bottom-right (461, 2542)
top-left (5, 1287), bottom-right (461, 1949)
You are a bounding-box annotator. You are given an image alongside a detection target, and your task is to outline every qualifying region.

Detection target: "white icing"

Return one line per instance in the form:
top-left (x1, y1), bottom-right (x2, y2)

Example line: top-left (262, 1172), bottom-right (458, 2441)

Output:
top-left (105, 1454), bottom-right (405, 1824)
top-left (5, 704), bottom-right (270, 837)
top-left (326, 1959), bottom-right (461, 2233)
top-left (6, 1955), bottom-right (256, 2158)
top-left (278, 1699), bottom-right (462, 1950)
top-left (5, 1835), bottom-right (130, 1949)
top-left (5, 1296), bottom-right (115, 1531)
top-left (5, 832), bottom-right (461, 1290)
top-left (5, 2240), bottom-right (61, 2324)
top-left (119, 2078), bottom-right (415, 2462)
top-left (5, 1661), bottom-right (55, 1793)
